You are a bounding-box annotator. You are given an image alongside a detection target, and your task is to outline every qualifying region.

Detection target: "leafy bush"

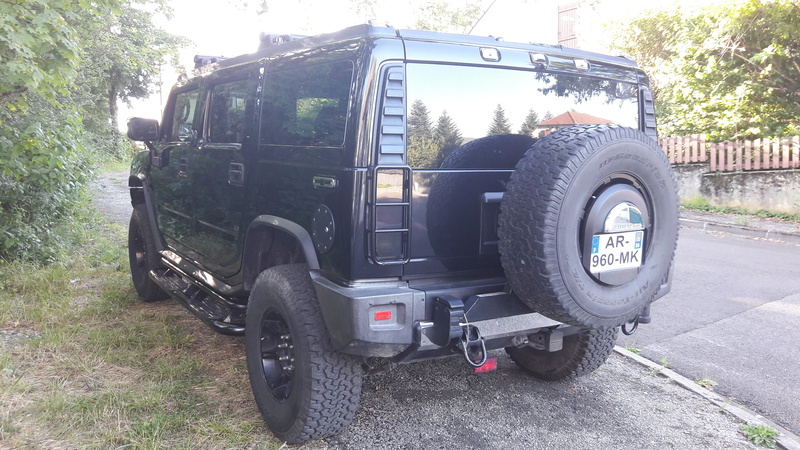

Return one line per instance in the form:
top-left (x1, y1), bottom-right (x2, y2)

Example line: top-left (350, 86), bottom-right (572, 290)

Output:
top-left (0, 96), bottom-right (93, 261)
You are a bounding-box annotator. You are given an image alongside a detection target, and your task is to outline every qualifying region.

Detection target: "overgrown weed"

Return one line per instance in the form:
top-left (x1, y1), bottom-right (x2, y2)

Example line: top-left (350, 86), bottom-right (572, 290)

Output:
top-left (0, 217), bottom-right (277, 447)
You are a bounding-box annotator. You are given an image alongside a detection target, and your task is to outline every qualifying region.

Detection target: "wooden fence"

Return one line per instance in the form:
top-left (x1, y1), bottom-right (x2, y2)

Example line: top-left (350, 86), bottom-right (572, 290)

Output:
top-left (659, 134), bottom-right (800, 172)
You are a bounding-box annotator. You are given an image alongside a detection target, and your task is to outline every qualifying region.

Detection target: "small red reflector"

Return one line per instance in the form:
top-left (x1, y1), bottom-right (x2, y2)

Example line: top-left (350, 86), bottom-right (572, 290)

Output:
top-left (472, 357), bottom-right (498, 374)
top-left (374, 310), bottom-right (392, 321)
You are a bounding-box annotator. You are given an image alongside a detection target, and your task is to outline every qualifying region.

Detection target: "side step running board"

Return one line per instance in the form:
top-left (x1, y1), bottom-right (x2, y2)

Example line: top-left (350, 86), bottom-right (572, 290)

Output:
top-left (149, 268), bottom-right (247, 335)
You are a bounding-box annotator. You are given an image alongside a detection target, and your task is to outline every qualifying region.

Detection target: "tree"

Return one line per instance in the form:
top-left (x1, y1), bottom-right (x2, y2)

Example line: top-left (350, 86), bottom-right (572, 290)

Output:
top-left (518, 109), bottom-right (540, 135)
top-left (613, 0), bottom-right (800, 140)
top-left (407, 100), bottom-right (438, 167)
top-left (408, 99), bottom-right (434, 141)
top-left (0, 0), bottom-right (117, 260)
top-left (74, 1), bottom-right (186, 155)
top-left (413, 0), bottom-right (483, 33)
top-left (434, 110), bottom-right (463, 164)
top-left (0, 0), bottom-right (184, 260)
top-left (487, 104), bottom-right (512, 135)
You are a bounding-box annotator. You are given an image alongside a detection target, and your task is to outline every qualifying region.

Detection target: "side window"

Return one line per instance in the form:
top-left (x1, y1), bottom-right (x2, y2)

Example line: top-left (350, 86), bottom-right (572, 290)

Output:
top-left (208, 79), bottom-right (257, 143)
top-left (169, 90), bottom-right (200, 142)
top-left (261, 60), bottom-right (353, 147)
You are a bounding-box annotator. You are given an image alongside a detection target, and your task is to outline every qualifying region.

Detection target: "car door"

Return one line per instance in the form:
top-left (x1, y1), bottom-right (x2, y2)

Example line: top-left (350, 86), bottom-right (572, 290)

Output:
top-left (184, 72), bottom-right (259, 276)
top-left (149, 86), bottom-right (203, 255)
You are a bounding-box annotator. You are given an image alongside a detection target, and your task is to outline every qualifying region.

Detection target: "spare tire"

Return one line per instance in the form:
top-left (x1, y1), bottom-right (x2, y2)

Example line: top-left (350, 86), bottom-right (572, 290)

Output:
top-left (426, 134), bottom-right (535, 257)
top-left (498, 125), bottom-right (679, 330)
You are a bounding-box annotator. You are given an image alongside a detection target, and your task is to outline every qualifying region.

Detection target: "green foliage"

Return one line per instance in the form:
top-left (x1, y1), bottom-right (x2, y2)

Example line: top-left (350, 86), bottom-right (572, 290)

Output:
top-left (695, 378), bottom-right (718, 390)
top-left (0, 226), bottom-right (279, 447)
top-left (1, 0), bottom-right (98, 107)
top-left (740, 424), bottom-right (778, 448)
top-left (72, 0), bottom-right (187, 136)
top-left (0, 0), bottom-right (184, 261)
top-left (681, 198), bottom-right (800, 222)
top-left (613, 0), bottom-right (800, 141)
top-left (487, 104), bottom-right (512, 135)
top-left (0, 96), bottom-right (93, 261)
top-left (413, 0), bottom-right (483, 33)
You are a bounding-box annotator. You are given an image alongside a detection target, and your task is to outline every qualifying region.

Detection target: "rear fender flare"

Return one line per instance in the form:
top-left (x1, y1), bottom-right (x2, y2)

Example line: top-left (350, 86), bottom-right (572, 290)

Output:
top-left (242, 216), bottom-right (320, 291)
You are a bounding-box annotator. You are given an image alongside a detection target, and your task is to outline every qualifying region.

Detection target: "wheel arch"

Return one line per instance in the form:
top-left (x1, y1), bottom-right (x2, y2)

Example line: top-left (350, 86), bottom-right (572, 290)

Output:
top-left (128, 173), bottom-right (165, 253)
top-left (129, 173), bottom-right (147, 207)
top-left (242, 216), bottom-right (321, 291)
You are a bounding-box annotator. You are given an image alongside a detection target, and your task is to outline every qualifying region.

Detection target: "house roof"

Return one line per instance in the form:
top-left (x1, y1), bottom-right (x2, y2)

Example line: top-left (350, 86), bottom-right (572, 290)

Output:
top-left (538, 111), bottom-right (613, 126)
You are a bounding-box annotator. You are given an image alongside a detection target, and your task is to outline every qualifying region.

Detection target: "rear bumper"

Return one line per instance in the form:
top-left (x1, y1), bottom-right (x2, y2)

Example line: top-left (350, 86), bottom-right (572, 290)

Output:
top-left (311, 273), bottom-right (564, 359)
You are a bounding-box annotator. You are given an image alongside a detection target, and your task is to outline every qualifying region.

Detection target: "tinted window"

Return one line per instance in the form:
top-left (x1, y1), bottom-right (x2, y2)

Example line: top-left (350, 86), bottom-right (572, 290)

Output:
top-left (208, 78), bottom-right (257, 143)
top-left (406, 64), bottom-right (639, 169)
top-left (261, 60), bottom-right (353, 146)
top-left (168, 90), bottom-right (200, 142)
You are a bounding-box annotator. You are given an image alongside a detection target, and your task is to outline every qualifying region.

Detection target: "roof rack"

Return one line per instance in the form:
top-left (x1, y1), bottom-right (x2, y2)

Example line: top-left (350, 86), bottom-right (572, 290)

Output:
top-left (194, 55), bottom-right (227, 69)
top-left (258, 33), bottom-right (308, 50)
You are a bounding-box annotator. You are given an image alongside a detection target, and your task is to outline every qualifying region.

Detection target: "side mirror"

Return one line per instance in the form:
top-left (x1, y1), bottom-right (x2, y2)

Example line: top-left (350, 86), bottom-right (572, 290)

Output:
top-left (127, 117), bottom-right (159, 141)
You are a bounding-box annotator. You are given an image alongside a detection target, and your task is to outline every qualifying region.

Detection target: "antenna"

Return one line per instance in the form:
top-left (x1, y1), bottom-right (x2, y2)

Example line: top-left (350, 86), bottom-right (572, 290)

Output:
top-left (468, 0), bottom-right (499, 35)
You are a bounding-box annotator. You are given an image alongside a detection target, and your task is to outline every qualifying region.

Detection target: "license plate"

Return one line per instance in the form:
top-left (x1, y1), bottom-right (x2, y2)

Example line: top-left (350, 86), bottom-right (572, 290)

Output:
top-left (590, 231), bottom-right (644, 273)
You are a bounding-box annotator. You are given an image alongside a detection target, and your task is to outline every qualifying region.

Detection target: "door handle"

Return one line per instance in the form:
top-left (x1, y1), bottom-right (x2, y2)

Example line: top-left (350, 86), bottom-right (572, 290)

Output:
top-left (313, 176), bottom-right (338, 189)
top-left (229, 162), bottom-right (245, 186)
top-left (178, 157), bottom-right (188, 176)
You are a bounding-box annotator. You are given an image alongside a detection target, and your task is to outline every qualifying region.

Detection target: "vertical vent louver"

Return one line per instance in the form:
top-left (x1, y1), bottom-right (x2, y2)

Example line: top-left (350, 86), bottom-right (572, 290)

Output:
top-left (640, 86), bottom-right (658, 141)
top-left (369, 65), bottom-right (410, 265)
top-left (378, 66), bottom-right (406, 165)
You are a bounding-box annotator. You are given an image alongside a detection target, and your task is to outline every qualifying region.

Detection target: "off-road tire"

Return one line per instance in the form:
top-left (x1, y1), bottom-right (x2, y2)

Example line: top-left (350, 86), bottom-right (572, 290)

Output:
top-left (245, 264), bottom-right (363, 444)
top-left (506, 328), bottom-right (618, 381)
top-left (427, 134), bottom-right (535, 256)
top-left (128, 205), bottom-right (169, 302)
top-left (499, 125), bottom-right (679, 330)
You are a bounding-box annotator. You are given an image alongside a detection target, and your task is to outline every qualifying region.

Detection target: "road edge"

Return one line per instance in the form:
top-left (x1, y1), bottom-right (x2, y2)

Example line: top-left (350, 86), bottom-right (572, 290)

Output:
top-left (614, 346), bottom-right (800, 450)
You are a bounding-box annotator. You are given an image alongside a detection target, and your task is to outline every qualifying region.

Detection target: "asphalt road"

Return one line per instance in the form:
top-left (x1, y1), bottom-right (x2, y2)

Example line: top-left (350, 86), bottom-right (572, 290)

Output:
top-left (620, 227), bottom-right (800, 436)
top-left (93, 171), bottom-right (778, 448)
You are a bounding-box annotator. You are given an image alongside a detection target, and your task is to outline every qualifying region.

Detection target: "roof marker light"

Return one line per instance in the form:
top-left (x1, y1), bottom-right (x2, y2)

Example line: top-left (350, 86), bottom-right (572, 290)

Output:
top-left (480, 48), bottom-right (500, 62)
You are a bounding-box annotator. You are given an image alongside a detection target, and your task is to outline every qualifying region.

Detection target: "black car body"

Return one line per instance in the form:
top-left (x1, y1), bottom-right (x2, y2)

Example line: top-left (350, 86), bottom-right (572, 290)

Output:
top-left (127, 24), bottom-right (677, 443)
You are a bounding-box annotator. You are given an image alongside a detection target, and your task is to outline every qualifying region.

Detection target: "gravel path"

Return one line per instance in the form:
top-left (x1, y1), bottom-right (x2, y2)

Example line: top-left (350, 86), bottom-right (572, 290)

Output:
top-left (91, 170), bottom-right (131, 227)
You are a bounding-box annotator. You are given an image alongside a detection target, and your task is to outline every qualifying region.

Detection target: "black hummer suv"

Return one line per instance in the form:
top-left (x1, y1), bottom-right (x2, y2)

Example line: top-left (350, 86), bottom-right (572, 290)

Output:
top-left (126, 25), bottom-right (678, 444)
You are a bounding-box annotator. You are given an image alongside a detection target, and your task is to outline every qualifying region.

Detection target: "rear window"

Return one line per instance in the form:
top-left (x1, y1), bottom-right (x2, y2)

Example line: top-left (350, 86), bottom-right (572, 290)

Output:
top-left (405, 64), bottom-right (639, 169)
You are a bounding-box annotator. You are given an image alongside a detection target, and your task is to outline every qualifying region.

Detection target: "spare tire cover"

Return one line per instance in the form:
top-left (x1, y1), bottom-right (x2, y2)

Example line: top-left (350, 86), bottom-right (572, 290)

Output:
top-left (499, 125), bottom-right (679, 330)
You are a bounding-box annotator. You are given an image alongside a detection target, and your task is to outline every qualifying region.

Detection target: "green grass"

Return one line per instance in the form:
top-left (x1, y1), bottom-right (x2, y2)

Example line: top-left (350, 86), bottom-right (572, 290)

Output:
top-left (682, 196), bottom-right (800, 222)
top-left (695, 378), bottom-right (718, 390)
top-left (0, 218), bottom-right (279, 448)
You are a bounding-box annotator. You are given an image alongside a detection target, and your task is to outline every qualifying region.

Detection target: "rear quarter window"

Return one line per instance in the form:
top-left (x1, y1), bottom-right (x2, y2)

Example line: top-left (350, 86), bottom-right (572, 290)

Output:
top-left (260, 60), bottom-right (354, 147)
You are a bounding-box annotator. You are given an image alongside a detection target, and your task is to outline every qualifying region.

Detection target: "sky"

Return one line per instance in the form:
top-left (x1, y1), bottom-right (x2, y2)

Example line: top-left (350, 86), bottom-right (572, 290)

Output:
top-left (120, 0), bottom-right (699, 125)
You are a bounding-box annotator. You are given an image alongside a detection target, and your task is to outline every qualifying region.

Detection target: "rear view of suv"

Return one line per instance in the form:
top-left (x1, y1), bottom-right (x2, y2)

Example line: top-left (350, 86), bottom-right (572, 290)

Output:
top-left (126, 24), bottom-right (678, 444)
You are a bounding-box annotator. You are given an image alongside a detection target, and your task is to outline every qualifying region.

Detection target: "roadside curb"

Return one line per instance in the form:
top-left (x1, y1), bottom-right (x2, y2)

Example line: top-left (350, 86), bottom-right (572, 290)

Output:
top-left (680, 218), bottom-right (800, 244)
top-left (614, 346), bottom-right (800, 450)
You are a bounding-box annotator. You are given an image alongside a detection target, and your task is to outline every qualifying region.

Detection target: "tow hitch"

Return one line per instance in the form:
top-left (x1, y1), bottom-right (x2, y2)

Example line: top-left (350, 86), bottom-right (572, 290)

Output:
top-left (458, 321), bottom-right (487, 368)
top-left (432, 296), bottom-right (490, 369)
